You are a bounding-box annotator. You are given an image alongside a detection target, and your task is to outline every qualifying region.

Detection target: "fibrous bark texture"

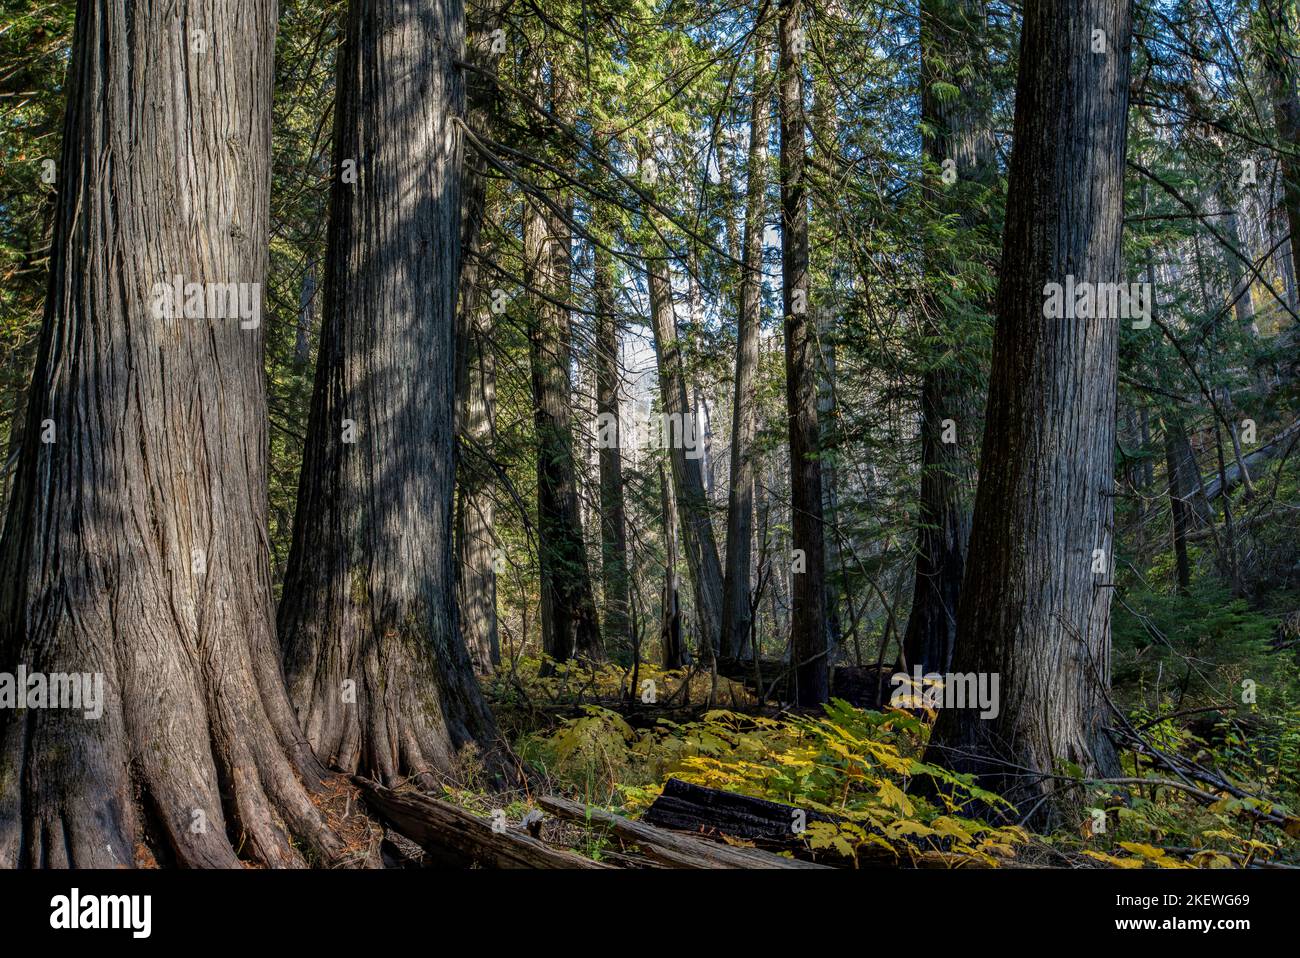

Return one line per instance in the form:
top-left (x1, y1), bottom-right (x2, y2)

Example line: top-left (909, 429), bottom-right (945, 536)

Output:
top-left (277, 0), bottom-right (500, 787)
top-left (927, 0), bottom-right (1133, 826)
top-left (778, 0), bottom-right (829, 705)
top-left (0, 0), bottom-right (342, 868)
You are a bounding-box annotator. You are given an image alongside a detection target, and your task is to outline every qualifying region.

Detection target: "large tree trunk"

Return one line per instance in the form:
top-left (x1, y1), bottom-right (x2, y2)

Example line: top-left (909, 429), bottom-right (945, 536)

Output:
top-left (525, 192), bottom-right (603, 665)
top-left (721, 38), bottom-right (771, 664)
top-left (927, 0), bottom-right (1133, 826)
top-left (778, 0), bottom-right (828, 705)
top-left (0, 0), bottom-right (342, 867)
top-left (902, 0), bottom-right (993, 675)
top-left (277, 0), bottom-right (499, 787)
top-left (595, 216), bottom-right (631, 653)
top-left (646, 253), bottom-right (726, 662)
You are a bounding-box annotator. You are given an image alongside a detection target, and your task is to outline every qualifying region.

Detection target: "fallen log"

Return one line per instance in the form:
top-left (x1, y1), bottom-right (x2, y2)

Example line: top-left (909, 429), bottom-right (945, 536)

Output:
top-left (538, 795), bottom-right (828, 869)
top-left (643, 777), bottom-right (839, 842)
top-left (715, 656), bottom-right (792, 700)
top-left (352, 777), bottom-right (609, 869)
top-left (1200, 417), bottom-right (1300, 501)
top-left (830, 665), bottom-right (896, 710)
top-left (642, 778), bottom-right (996, 868)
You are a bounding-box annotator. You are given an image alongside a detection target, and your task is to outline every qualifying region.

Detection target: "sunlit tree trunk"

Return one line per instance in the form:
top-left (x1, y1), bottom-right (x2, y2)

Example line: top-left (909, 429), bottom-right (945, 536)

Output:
top-left (646, 252), bottom-right (726, 662)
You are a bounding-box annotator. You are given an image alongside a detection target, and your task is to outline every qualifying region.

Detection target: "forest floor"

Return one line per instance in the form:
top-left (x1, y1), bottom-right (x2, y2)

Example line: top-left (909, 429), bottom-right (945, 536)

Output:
top-left (300, 644), bottom-right (1300, 870)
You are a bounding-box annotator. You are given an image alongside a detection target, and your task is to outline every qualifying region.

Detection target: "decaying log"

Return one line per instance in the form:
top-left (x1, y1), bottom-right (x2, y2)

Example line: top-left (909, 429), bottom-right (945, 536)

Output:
top-left (1200, 417), bottom-right (1300, 501)
top-left (642, 778), bottom-right (996, 868)
top-left (538, 795), bottom-right (828, 869)
top-left (715, 656), bottom-right (792, 700)
top-left (643, 777), bottom-right (839, 842)
top-left (830, 665), bottom-right (896, 710)
top-left (352, 777), bottom-right (609, 869)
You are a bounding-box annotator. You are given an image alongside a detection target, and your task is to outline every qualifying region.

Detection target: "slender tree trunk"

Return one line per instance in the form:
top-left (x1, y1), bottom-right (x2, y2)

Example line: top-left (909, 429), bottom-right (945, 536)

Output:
top-left (595, 220), bottom-right (631, 652)
top-left (1212, 422), bottom-right (1246, 596)
top-left (660, 462), bottom-right (685, 669)
top-left (694, 385), bottom-right (715, 496)
top-left (1139, 406), bottom-right (1153, 488)
top-left (1221, 387), bottom-right (1255, 498)
top-left (458, 315), bottom-right (500, 675)
top-left (525, 191), bottom-right (603, 665)
top-left (296, 267), bottom-right (317, 365)
top-left (1264, 1), bottom-right (1300, 294)
top-left (778, 0), bottom-right (828, 705)
top-left (903, 0), bottom-right (993, 675)
top-left (1163, 417), bottom-right (1194, 593)
top-left (1273, 203), bottom-right (1299, 311)
top-left (1221, 199), bottom-right (1259, 336)
top-left (454, 0), bottom-right (506, 675)
top-left (278, 0), bottom-right (499, 787)
top-left (1166, 414), bottom-right (1214, 527)
top-left (927, 0), bottom-right (1133, 826)
top-left (646, 253), bottom-right (726, 661)
top-left (811, 69), bottom-right (844, 659)
top-left (903, 366), bottom-right (973, 674)
top-left (722, 38), bottom-right (770, 663)
top-left (1190, 227), bottom-right (1259, 500)
top-left (0, 0), bottom-right (343, 867)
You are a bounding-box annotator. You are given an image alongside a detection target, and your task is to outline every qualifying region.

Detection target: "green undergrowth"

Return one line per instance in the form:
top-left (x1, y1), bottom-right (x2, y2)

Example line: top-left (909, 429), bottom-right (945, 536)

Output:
top-left (458, 588), bottom-right (1300, 868)
top-left (516, 699), bottom-right (1028, 866)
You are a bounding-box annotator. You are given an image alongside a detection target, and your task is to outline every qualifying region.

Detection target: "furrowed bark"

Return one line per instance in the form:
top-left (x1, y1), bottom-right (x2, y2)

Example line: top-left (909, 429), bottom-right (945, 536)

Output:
top-left (927, 0), bottom-right (1133, 827)
top-left (778, 0), bottom-right (828, 705)
top-left (0, 0), bottom-right (343, 868)
top-left (458, 316), bottom-right (500, 675)
top-left (277, 0), bottom-right (500, 787)
top-left (454, 1), bottom-right (507, 676)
